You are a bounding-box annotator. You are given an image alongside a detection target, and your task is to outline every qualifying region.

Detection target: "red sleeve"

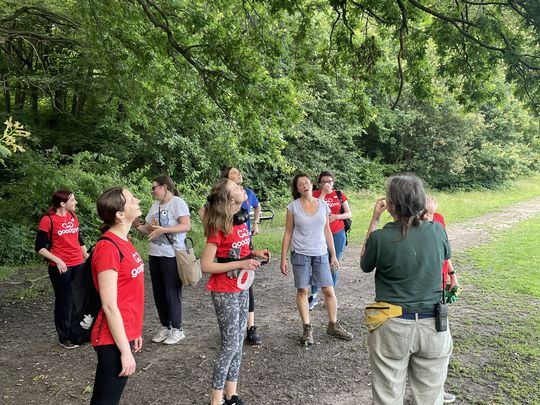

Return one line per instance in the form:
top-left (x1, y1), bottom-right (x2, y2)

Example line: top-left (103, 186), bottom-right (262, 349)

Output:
top-left (38, 215), bottom-right (52, 233)
top-left (340, 191), bottom-right (348, 203)
top-left (92, 241), bottom-right (121, 274)
top-left (207, 230), bottom-right (224, 245)
top-left (432, 212), bottom-right (446, 228)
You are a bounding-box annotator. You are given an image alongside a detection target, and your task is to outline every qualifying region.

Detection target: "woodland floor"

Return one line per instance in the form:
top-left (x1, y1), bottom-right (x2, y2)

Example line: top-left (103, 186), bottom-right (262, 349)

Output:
top-left (1, 196), bottom-right (540, 405)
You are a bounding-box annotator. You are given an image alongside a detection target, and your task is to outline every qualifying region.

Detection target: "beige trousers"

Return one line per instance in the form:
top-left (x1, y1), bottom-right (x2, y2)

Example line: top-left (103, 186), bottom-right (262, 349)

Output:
top-left (368, 316), bottom-right (453, 405)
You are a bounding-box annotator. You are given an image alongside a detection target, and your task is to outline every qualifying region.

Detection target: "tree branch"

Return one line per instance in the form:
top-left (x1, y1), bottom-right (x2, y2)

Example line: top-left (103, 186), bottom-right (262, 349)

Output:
top-left (392, 0), bottom-right (407, 109)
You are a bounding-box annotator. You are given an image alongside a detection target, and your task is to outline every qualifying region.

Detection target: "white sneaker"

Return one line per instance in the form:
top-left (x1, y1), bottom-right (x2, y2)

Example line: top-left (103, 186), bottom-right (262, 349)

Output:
top-left (443, 392), bottom-right (456, 403)
top-left (163, 328), bottom-right (185, 344)
top-left (151, 326), bottom-right (171, 343)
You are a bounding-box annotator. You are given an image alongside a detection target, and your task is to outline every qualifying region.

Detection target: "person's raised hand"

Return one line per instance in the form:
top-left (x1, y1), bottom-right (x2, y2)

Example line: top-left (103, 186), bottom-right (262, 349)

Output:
top-left (373, 197), bottom-right (387, 220)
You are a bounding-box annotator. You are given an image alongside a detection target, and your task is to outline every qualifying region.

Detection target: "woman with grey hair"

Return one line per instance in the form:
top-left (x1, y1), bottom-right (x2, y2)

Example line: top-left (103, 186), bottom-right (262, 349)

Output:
top-left (361, 174), bottom-right (452, 405)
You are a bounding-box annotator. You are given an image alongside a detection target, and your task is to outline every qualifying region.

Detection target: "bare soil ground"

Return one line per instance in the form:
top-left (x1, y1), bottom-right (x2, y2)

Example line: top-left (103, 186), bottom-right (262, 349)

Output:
top-left (1, 196), bottom-right (540, 405)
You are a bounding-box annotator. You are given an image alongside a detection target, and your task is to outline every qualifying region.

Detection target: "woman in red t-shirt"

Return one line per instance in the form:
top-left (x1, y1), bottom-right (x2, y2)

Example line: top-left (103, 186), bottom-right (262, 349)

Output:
top-left (90, 187), bottom-right (145, 405)
top-left (35, 189), bottom-right (88, 349)
top-left (310, 171), bottom-right (352, 309)
top-left (423, 196), bottom-right (460, 290)
top-left (201, 178), bottom-right (270, 405)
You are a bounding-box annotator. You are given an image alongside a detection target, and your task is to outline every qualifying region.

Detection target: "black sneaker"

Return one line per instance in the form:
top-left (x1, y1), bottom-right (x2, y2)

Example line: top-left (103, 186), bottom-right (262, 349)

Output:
top-left (245, 326), bottom-right (262, 346)
top-left (224, 395), bottom-right (245, 405)
top-left (59, 339), bottom-right (79, 349)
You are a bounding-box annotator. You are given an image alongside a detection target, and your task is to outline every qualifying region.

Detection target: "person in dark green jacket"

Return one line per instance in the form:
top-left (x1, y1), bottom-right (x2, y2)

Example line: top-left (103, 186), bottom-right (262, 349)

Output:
top-left (361, 174), bottom-right (453, 405)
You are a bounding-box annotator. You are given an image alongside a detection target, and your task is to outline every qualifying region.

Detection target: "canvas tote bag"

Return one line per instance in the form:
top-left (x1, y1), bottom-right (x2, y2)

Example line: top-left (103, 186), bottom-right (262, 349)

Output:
top-left (158, 207), bottom-right (202, 286)
top-left (174, 238), bottom-right (202, 287)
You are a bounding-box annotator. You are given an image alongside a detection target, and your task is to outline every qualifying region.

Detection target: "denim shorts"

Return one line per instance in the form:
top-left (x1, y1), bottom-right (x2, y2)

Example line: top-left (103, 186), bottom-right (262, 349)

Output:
top-left (291, 252), bottom-right (333, 289)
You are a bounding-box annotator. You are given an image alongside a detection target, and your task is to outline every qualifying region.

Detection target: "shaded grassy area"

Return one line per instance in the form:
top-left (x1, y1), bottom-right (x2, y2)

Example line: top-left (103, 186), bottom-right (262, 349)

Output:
top-left (450, 214), bottom-right (540, 404)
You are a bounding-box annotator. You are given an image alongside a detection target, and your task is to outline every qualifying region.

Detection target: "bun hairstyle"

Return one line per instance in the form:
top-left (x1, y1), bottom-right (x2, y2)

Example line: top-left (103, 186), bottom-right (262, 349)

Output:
top-left (385, 174), bottom-right (426, 239)
top-left (153, 175), bottom-right (179, 197)
top-left (47, 189), bottom-right (73, 214)
top-left (96, 187), bottom-right (126, 234)
top-left (291, 172), bottom-right (311, 200)
top-left (203, 178), bottom-right (235, 237)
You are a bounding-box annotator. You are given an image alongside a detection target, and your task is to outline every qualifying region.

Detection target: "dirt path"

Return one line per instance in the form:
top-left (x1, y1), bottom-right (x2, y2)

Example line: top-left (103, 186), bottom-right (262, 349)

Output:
top-left (1, 196), bottom-right (540, 405)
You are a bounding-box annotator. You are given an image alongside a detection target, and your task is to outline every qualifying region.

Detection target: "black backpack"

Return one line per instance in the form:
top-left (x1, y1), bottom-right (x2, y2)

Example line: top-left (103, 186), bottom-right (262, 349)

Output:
top-left (69, 236), bottom-right (123, 345)
top-left (336, 191), bottom-right (352, 243)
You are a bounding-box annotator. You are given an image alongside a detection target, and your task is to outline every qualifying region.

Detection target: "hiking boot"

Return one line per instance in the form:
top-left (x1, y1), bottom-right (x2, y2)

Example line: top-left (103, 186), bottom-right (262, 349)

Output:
top-left (301, 323), bottom-right (314, 346)
top-left (308, 295), bottom-right (318, 310)
top-left (59, 340), bottom-right (79, 349)
top-left (327, 320), bottom-right (353, 341)
top-left (163, 328), bottom-right (185, 344)
top-left (224, 395), bottom-right (245, 405)
top-left (443, 392), bottom-right (456, 403)
top-left (152, 326), bottom-right (171, 343)
top-left (246, 326), bottom-right (262, 345)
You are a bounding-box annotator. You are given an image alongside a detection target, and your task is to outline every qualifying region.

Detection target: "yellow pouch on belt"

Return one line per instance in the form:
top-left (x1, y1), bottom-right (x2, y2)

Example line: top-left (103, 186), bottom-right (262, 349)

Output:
top-left (364, 302), bottom-right (403, 332)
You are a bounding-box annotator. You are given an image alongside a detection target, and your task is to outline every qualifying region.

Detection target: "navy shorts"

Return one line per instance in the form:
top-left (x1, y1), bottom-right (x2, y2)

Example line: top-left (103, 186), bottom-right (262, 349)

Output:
top-left (291, 252), bottom-right (333, 289)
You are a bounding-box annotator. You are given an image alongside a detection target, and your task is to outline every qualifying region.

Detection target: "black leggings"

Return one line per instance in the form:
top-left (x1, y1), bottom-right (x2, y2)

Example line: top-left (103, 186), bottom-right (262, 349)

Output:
top-left (91, 344), bottom-right (129, 405)
top-left (248, 285), bottom-right (254, 313)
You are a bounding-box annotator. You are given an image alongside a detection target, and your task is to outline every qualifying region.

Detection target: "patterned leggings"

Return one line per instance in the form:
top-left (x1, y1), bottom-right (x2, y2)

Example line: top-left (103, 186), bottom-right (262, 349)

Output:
top-left (211, 290), bottom-right (249, 390)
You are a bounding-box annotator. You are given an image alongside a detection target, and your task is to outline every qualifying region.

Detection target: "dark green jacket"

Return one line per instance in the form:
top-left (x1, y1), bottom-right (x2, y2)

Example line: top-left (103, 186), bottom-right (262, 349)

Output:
top-left (361, 221), bottom-right (451, 312)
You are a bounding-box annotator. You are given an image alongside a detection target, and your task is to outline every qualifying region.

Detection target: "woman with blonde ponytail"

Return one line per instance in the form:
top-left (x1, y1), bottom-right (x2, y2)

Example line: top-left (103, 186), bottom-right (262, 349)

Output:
top-left (361, 174), bottom-right (453, 405)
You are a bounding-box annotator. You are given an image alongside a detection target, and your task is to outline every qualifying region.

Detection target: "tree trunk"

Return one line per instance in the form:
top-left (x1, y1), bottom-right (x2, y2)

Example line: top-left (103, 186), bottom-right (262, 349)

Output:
top-left (53, 89), bottom-right (66, 112)
top-left (71, 93), bottom-right (77, 116)
top-left (31, 87), bottom-right (39, 123)
top-left (14, 88), bottom-right (25, 110)
top-left (78, 93), bottom-right (87, 118)
top-left (3, 80), bottom-right (10, 113)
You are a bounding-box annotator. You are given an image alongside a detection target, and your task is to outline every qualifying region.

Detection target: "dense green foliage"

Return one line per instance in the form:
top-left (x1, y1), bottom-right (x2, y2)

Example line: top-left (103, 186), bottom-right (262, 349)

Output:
top-left (1, 0), bottom-right (540, 264)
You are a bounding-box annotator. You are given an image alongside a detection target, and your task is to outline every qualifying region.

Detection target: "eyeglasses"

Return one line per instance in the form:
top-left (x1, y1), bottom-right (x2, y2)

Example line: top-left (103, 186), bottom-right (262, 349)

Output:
top-left (151, 184), bottom-right (162, 191)
top-left (320, 180), bottom-right (333, 184)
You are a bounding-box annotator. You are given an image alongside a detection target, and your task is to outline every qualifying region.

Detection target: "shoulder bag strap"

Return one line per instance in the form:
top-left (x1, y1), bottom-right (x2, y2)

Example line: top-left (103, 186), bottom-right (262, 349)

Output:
top-left (48, 214), bottom-right (53, 242)
top-left (158, 206), bottom-right (175, 246)
top-left (97, 236), bottom-right (124, 262)
top-left (336, 190), bottom-right (345, 214)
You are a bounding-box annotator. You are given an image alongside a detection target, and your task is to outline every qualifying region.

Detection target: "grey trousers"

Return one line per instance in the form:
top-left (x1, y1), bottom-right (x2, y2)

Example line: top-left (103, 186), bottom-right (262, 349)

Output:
top-left (368, 316), bottom-right (453, 405)
top-left (211, 290), bottom-right (249, 390)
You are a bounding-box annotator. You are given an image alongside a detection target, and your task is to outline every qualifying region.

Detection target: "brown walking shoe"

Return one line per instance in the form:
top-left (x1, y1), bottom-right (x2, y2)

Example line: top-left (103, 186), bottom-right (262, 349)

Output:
top-left (327, 320), bottom-right (353, 341)
top-left (301, 323), bottom-right (314, 345)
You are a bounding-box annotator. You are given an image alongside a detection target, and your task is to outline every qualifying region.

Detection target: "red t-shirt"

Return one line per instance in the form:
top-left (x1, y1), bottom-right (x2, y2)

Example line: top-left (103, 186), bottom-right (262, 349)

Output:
top-left (38, 212), bottom-right (84, 267)
top-left (206, 223), bottom-right (252, 293)
top-left (433, 213), bottom-right (450, 287)
top-left (90, 231), bottom-right (145, 347)
top-left (312, 190), bottom-right (347, 234)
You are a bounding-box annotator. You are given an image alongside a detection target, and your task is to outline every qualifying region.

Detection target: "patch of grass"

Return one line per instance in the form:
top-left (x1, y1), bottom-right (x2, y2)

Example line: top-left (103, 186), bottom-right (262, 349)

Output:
top-left (468, 214), bottom-right (540, 298)
top-left (427, 173), bottom-right (540, 226)
top-left (450, 215), bottom-right (540, 404)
